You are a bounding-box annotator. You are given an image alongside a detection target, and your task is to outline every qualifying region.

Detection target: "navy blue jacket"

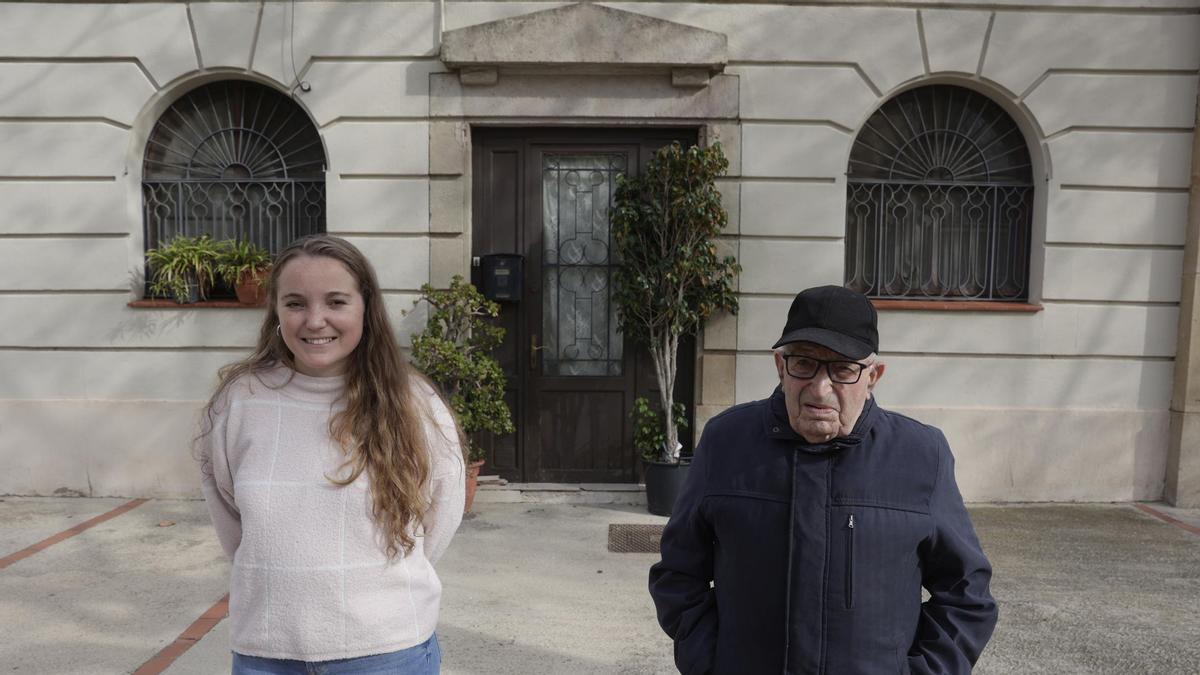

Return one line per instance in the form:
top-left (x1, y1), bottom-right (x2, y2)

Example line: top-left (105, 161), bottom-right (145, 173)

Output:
top-left (649, 388), bottom-right (997, 674)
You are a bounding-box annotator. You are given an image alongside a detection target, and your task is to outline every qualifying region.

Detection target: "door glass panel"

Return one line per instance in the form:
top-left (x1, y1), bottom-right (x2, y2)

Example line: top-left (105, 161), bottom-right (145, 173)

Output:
top-left (542, 154), bottom-right (626, 376)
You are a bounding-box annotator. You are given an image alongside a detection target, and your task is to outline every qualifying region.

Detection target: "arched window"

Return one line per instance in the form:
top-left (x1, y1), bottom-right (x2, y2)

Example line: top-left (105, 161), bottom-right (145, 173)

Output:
top-left (142, 80), bottom-right (326, 263)
top-left (845, 85), bottom-right (1033, 301)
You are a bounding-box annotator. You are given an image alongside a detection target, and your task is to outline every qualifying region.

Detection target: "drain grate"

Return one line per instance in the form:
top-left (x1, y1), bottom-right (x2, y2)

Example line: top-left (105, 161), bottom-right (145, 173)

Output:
top-left (607, 524), bottom-right (665, 553)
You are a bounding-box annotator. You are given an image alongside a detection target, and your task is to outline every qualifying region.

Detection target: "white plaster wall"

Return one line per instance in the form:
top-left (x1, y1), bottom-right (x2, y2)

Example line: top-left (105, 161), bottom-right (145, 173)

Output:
top-left (0, 2), bottom-right (442, 498)
top-left (1, 0), bottom-right (1197, 500)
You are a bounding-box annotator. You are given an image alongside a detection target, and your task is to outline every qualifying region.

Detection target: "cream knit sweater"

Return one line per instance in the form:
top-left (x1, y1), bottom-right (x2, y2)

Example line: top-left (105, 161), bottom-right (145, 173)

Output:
top-left (200, 366), bottom-right (465, 661)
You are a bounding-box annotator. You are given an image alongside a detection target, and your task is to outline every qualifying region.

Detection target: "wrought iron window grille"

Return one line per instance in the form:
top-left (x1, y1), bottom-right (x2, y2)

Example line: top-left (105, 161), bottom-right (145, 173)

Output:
top-left (845, 85), bottom-right (1034, 301)
top-left (141, 81), bottom-right (326, 297)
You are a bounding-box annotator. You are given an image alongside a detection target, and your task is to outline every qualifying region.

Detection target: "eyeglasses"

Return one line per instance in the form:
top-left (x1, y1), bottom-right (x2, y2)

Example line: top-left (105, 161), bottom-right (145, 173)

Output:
top-left (782, 355), bottom-right (872, 384)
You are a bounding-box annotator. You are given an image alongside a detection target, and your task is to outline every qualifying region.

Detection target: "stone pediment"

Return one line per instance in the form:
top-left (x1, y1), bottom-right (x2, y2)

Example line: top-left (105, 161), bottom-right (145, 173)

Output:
top-left (441, 3), bottom-right (727, 86)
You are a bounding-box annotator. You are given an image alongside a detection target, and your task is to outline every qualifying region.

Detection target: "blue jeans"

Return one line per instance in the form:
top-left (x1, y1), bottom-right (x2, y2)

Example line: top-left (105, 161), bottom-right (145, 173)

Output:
top-left (232, 634), bottom-right (441, 674)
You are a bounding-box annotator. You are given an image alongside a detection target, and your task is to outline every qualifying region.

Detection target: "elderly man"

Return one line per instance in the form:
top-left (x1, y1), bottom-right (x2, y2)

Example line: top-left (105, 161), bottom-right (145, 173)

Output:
top-left (649, 285), bottom-right (997, 674)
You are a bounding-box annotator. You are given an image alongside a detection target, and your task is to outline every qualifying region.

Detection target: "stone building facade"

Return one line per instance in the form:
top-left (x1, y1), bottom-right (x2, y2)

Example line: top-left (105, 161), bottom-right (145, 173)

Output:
top-left (1, 1), bottom-right (1198, 504)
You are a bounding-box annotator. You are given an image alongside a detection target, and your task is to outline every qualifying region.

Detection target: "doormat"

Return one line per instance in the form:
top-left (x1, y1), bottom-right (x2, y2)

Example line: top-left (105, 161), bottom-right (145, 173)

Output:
top-left (607, 524), bottom-right (665, 553)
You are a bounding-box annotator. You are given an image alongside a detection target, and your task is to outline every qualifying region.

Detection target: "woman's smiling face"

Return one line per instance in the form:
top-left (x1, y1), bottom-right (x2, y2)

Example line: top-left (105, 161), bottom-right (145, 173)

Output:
top-left (275, 254), bottom-right (365, 377)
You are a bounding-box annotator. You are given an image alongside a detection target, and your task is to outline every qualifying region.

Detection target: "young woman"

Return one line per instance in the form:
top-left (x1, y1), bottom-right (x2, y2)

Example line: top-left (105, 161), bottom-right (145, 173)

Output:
top-left (198, 235), bottom-right (465, 674)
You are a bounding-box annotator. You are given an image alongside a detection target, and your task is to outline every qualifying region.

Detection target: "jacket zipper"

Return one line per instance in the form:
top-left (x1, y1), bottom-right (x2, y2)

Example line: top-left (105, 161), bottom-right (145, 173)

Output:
top-left (845, 514), bottom-right (856, 610)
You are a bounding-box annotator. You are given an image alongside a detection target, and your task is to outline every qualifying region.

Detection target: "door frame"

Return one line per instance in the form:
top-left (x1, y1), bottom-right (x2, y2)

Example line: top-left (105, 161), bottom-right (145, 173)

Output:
top-left (470, 126), bottom-right (700, 483)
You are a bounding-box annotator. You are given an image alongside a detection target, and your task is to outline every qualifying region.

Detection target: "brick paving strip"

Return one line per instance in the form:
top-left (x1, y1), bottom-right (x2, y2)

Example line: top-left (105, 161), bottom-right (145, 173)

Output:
top-left (133, 593), bottom-right (230, 675)
top-left (0, 498), bottom-right (149, 570)
top-left (1133, 503), bottom-right (1200, 536)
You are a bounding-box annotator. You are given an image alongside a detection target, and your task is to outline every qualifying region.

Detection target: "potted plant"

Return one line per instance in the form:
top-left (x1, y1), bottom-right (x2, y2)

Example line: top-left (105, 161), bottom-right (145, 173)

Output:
top-left (145, 234), bottom-right (223, 303)
top-left (632, 398), bottom-right (693, 516)
top-left (218, 238), bottom-right (272, 306)
top-left (407, 275), bottom-right (515, 513)
top-left (612, 141), bottom-right (741, 516)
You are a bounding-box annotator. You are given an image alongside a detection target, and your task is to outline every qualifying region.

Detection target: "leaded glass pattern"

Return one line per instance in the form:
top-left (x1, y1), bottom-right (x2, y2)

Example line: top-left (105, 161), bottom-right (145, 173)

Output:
top-left (142, 80), bottom-right (326, 257)
top-left (542, 154), bottom-right (627, 376)
top-left (845, 85), bottom-right (1033, 300)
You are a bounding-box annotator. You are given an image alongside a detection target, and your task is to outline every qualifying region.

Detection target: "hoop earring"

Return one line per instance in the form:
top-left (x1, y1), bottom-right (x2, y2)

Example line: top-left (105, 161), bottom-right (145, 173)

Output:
top-left (276, 325), bottom-right (282, 336)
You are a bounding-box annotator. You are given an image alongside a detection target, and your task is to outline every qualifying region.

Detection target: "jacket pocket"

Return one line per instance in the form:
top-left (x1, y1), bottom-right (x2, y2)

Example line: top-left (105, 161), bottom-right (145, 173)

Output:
top-left (845, 513), bottom-right (856, 610)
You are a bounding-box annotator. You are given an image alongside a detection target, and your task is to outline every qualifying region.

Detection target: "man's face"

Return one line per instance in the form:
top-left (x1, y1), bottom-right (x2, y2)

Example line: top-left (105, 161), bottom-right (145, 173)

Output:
top-left (774, 341), bottom-right (885, 444)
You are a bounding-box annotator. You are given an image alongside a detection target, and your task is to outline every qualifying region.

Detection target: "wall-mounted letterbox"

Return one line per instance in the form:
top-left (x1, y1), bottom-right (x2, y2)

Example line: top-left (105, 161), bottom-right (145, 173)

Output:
top-left (480, 253), bottom-right (524, 302)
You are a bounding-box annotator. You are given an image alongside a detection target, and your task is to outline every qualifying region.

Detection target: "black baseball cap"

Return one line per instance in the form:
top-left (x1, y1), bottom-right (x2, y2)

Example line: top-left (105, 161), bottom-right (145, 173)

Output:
top-left (772, 285), bottom-right (878, 359)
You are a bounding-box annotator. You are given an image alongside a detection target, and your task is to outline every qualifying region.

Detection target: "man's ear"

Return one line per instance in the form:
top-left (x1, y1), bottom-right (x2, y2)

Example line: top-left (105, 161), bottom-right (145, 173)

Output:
top-left (867, 361), bottom-right (886, 391)
top-left (774, 350), bottom-right (787, 384)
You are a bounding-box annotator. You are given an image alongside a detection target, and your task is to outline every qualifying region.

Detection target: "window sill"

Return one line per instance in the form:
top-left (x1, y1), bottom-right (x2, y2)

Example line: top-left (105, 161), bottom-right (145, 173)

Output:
top-left (128, 299), bottom-right (266, 309)
top-left (870, 299), bottom-right (1043, 313)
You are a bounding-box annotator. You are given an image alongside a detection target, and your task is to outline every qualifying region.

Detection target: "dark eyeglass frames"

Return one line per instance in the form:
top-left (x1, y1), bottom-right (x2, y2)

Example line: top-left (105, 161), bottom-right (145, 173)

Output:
top-left (782, 355), bottom-right (873, 384)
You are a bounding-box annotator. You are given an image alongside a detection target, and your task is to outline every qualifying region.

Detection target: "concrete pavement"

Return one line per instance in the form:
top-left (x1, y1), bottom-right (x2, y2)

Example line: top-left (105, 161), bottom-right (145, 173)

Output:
top-left (1, 496), bottom-right (1198, 674)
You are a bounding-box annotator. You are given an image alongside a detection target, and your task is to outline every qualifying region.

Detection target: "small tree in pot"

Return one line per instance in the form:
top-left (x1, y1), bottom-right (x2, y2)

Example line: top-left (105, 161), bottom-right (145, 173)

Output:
top-left (612, 141), bottom-right (740, 513)
top-left (407, 275), bottom-right (515, 512)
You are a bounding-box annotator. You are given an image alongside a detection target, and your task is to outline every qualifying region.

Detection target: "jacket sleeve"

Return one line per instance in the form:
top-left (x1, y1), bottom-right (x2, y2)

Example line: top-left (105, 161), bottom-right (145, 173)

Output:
top-left (420, 392), bottom-right (465, 565)
top-left (907, 431), bottom-right (998, 674)
top-left (648, 437), bottom-right (718, 675)
top-left (200, 397), bottom-right (242, 560)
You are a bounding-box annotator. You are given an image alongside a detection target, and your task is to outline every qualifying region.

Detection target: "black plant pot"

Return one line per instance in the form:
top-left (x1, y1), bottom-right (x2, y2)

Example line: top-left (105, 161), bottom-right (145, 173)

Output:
top-left (644, 460), bottom-right (691, 517)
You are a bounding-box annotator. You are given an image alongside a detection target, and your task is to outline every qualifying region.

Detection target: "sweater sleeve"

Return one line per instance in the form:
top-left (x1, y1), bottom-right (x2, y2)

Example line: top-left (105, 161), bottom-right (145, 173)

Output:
top-left (200, 393), bottom-right (242, 560)
top-left (420, 392), bottom-right (465, 565)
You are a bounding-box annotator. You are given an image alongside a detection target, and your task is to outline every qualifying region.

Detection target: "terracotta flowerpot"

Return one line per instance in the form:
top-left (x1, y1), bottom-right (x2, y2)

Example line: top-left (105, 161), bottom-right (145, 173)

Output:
top-left (234, 268), bottom-right (269, 306)
top-left (464, 459), bottom-right (486, 513)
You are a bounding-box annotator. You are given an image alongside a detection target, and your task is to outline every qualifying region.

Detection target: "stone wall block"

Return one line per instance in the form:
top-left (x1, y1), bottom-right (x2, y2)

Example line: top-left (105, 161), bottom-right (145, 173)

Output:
top-left (921, 10), bottom-right (992, 75)
top-left (325, 122), bottom-right (429, 176)
top-left (617, 4), bottom-right (924, 95)
top-left (739, 239), bottom-right (843, 294)
top-left (340, 236), bottom-right (429, 291)
top-left (905, 406), bottom-right (1169, 502)
top-left (1166, 410), bottom-right (1200, 507)
top-left (0, 3), bottom-right (196, 85)
top-left (253, 2), bottom-right (436, 86)
top-left (1049, 131), bottom-right (1193, 189)
top-left (0, 63), bottom-right (154, 126)
top-left (0, 124), bottom-right (127, 177)
top-left (327, 177), bottom-right (429, 234)
top-left (703, 310), bottom-right (737, 351)
top-left (0, 183), bottom-right (131, 235)
top-left (1027, 74), bottom-right (1199, 137)
top-left (741, 124), bottom-right (850, 179)
top-left (1042, 247), bottom-right (1183, 303)
top-left (301, 61), bottom-right (444, 126)
top-left (0, 238), bottom-right (129, 291)
top-left (0, 401), bottom-right (208, 497)
top-left (430, 178), bottom-right (466, 234)
top-left (429, 236), bottom-right (467, 288)
top-left (190, 1), bottom-right (260, 69)
top-left (700, 354), bottom-right (736, 406)
top-left (984, 13), bottom-right (1200, 95)
top-left (0, 350), bottom-right (232, 400)
top-left (731, 65), bottom-right (876, 127)
top-left (1173, 272), bottom-right (1200, 410)
top-left (429, 121), bottom-right (468, 176)
top-left (1046, 189), bottom-right (1188, 247)
top-left (0, 295), bottom-right (277, 349)
top-left (740, 181), bottom-right (845, 238)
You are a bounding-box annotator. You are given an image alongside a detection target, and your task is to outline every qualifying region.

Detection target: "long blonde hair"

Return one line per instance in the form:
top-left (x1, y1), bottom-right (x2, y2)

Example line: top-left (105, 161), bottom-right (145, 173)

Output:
top-left (198, 235), bottom-right (451, 558)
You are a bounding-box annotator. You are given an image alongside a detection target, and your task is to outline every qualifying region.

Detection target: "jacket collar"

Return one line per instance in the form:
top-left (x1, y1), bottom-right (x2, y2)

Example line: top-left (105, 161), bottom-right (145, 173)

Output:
top-left (764, 385), bottom-right (878, 454)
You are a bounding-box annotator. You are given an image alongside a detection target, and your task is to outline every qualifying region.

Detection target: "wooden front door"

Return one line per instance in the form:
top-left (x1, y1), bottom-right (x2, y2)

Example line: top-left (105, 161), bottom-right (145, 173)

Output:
top-left (471, 128), bottom-right (697, 483)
